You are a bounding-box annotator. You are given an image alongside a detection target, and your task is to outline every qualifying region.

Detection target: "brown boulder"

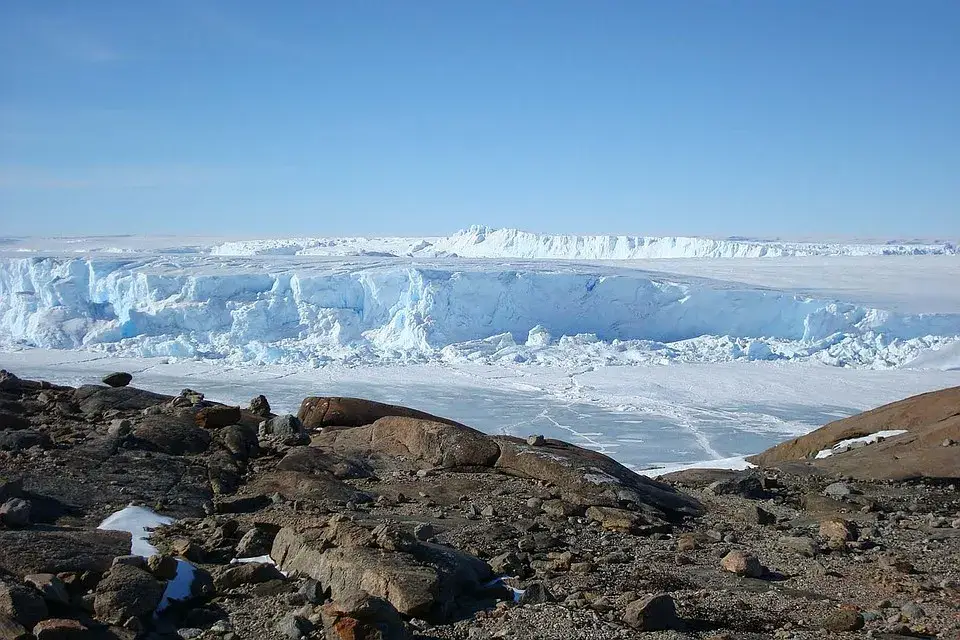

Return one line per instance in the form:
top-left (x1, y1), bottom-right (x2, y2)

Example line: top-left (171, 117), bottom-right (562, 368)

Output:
top-left (94, 564), bottom-right (165, 625)
top-left (720, 550), bottom-right (764, 577)
top-left (313, 416), bottom-right (500, 471)
top-left (298, 397), bottom-right (467, 431)
top-left (214, 562), bottom-right (284, 591)
top-left (195, 405), bottom-right (242, 429)
top-left (32, 619), bottom-right (88, 640)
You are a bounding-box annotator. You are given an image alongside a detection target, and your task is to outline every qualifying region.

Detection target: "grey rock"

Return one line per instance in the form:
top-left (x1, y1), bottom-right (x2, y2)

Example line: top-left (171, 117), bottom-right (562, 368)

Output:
top-left (0, 581), bottom-right (48, 627)
top-left (249, 395), bottom-right (271, 417)
top-left (526, 434), bottom-right (545, 446)
top-left (824, 482), bottom-right (856, 499)
top-left (0, 499), bottom-right (30, 528)
top-left (413, 523), bottom-right (435, 541)
top-left (236, 525), bottom-right (277, 558)
top-left (778, 536), bottom-right (819, 557)
top-left (22, 574), bottom-right (69, 606)
top-left (101, 372), bottom-right (133, 388)
top-left (259, 415), bottom-right (309, 445)
top-left (518, 582), bottom-right (553, 605)
top-left (623, 593), bottom-right (680, 631)
top-left (277, 613), bottom-right (312, 640)
top-left (0, 430), bottom-right (50, 452)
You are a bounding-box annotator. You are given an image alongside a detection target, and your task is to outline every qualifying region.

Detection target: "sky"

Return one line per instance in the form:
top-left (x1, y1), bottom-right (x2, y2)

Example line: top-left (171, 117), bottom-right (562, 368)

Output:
top-left (0, 1), bottom-right (958, 238)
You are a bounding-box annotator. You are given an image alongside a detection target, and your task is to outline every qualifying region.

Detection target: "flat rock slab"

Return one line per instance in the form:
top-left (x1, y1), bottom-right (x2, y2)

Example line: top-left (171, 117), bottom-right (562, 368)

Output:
top-left (299, 396), bottom-right (467, 430)
top-left (272, 527), bottom-right (491, 620)
top-left (0, 529), bottom-right (132, 577)
top-left (493, 436), bottom-right (702, 519)
top-left (73, 385), bottom-right (171, 415)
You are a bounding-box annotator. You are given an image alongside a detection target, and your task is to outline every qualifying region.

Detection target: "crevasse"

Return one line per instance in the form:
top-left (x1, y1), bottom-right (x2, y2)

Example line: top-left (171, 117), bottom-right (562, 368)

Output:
top-left (1, 256), bottom-right (958, 367)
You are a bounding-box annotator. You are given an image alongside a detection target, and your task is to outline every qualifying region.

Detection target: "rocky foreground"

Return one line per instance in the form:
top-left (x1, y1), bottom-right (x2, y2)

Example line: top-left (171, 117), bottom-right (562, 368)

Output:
top-left (1, 370), bottom-right (958, 640)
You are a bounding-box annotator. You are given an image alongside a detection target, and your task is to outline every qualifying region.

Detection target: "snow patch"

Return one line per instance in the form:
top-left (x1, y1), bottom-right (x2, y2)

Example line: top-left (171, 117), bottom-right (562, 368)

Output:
top-left (97, 504), bottom-right (173, 557)
top-left (638, 456), bottom-right (756, 478)
top-left (814, 430), bottom-right (909, 459)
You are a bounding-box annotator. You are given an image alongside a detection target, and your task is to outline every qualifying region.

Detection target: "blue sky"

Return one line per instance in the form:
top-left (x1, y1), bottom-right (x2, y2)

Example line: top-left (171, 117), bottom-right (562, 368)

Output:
top-left (1, 1), bottom-right (957, 238)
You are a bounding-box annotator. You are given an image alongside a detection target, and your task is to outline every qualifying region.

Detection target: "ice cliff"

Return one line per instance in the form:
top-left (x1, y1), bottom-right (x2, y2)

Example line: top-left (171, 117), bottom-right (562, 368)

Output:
top-left (1, 256), bottom-right (958, 368)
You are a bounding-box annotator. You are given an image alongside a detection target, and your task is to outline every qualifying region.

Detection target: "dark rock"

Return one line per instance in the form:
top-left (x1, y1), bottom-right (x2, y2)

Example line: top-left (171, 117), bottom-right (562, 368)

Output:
top-left (94, 564), bottom-right (165, 624)
top-left (0, 499), bottom-right (31, 528)
top-left (101, 373), bottom-right (133, 388)
top-left (0, 478), bottom-right (22, 503)
top-left (823, 607), bottom-right (865, 632)
top-left (413, 523), bottom-right (435, 542)
top-left (0, 530), bottom-right (131, 576)
top-left (73, 385), bottom-right (170, 414)
top-left (214, 562), bottom-right (284, 591)
top-left (132, 415), bottom-right (211, 455)
top-left (0, 581), bottom-right (47, 627)
top-left (623, 593), bottom-right (681, 631)
top-left (0, 412), bottom-right (30, 431)
top-left (746, 505), bottom-right (776, 525)
top-left (207, 451), bottom-right (242, 495)
top-left (705, 471), bottom-right (770, 499)
top-left (0, 371), bottom-right (22, 393)
top-left (31, 619), bottom-right (89, 640)
top-left (0, 614), bottom-right (29, 640)
top-left (277, 613), bottom-right (312, 640)
top-left (526, 434), bottom-right (545, 446)
top-left (519, 581), bottom-right (554, 605)
top-left (22, 574), bottom-right (69, 606)
top-left (195, 405), bottom-right (242, 430)
top-left (249, 395), bottom-right (271, 417)
top-left (299, 579), bottom-right (324, 605)
top-left (0, 430), bottom-right (51, 452)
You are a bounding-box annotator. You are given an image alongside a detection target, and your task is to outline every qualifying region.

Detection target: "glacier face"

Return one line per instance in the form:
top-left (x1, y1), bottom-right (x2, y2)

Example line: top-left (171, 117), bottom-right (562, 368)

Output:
top-left (1, 255), bottom-right (958, 368)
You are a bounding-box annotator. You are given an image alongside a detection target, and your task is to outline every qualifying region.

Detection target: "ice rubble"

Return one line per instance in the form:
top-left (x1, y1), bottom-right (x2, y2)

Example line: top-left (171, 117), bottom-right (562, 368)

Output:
top-left (1, 255), bottom-right (958, 368)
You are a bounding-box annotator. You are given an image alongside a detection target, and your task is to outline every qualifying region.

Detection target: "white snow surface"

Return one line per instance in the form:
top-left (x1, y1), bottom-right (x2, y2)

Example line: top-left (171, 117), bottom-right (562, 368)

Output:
top-left (814, 429), bottom-right (909, 459)
top-left (1, 253), bottom-right (958, 369)
top-left (97, 504), bottom-right (174, 557)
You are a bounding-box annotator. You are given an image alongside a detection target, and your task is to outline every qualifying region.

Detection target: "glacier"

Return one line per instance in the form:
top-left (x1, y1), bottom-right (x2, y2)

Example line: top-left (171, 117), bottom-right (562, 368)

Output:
top-left (6, 228), bottom-right (954, 260)
top-left (1, 254), bottom-right (958, 368)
